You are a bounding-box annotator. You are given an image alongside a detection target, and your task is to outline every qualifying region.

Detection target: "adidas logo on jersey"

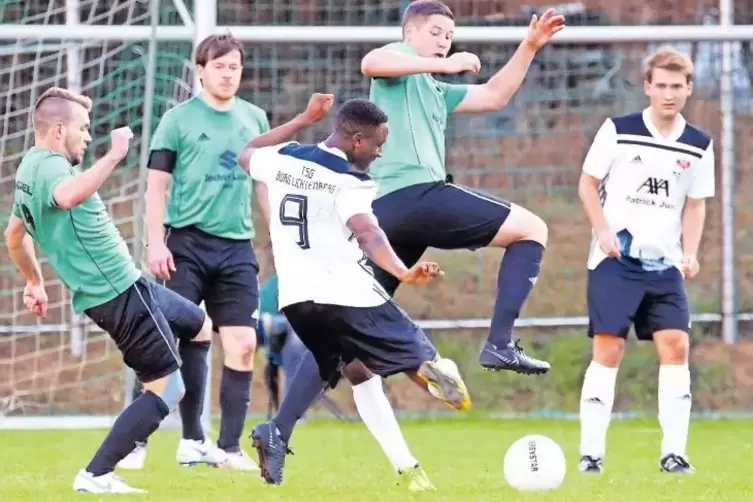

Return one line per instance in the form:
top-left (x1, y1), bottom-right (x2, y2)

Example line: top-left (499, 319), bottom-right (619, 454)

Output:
top-left (198, 133), bottom-right (210, 141)
top-left (631, 155), bottom-right (642, 163)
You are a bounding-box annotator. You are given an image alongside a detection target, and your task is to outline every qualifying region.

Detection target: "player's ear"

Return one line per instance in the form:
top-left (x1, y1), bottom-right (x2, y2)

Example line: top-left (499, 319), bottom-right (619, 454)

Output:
top-left (54, 121), bottom-right (65, 140)
top-left (686, 80), bottom-right (693, 96)
top-left (352, 131), bottom-right (365, 147)
top-left (403, 22), bottom-right (415, 40)
top-left (196, 64), bottom-right (205, 82)
top-left (643, 79), bottom-right (651, 97)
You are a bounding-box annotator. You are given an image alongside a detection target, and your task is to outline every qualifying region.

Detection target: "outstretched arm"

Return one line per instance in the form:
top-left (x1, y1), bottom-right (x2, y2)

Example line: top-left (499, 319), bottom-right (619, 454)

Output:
top-left (453, 10), bottom-right (565, 114)
top-left (238, 93), bottom-right (334, 171)
top-left (361, 49), bottom-right (454, 78)
top-left (346, 213), bottom-right (410, 280)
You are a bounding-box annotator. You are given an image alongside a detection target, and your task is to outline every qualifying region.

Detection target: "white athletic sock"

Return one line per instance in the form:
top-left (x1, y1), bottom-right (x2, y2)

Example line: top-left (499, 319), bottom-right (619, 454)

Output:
top-left (579, 361), bottom-right (619, 459)
top-left (352, 375), bottom-right (418, 471)
top-left (658, 364), bottom-right (691, 458)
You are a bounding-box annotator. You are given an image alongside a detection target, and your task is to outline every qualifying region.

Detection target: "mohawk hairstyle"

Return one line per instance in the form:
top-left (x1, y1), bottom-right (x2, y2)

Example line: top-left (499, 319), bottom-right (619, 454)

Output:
top-left (32, 87), bottom-right (92, 134)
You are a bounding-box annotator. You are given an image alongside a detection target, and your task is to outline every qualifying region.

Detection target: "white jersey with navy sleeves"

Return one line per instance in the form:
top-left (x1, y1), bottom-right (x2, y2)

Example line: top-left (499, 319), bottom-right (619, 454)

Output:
top-left (582, 108), bottom-right (715, 272)
top-left (248, 142), bottom-right (389, 309)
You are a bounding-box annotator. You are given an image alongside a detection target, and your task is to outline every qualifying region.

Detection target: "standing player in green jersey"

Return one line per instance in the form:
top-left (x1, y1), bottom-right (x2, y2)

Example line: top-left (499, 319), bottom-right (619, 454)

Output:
top-left (361, 1), bottom-right (565, 374)
top-left (6, 87), bottom-right (214, 494)
top-left (116, 34), bottom-right (334, 472)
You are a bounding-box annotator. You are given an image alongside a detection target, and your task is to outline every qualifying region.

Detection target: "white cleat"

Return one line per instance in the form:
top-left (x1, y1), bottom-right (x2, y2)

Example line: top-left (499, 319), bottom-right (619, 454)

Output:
top-left (116, 442), bottom-right (147, 470)
top-left (73, 469), bottom-right (146, 494)
top-left (218, 450), bottom-right (259, 471)
top-left (176, 438), bottom-right (228, 467)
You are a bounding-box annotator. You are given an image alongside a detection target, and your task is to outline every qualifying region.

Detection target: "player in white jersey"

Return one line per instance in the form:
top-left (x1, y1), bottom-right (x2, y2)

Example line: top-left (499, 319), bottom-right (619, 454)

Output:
top-left (577, 47), bottom-right (714, 475)
top-left (237, 98), bottom-right (470, 490)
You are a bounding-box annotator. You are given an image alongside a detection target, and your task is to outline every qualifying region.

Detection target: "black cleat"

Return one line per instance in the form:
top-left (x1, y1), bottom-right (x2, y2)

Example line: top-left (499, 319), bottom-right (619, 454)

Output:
top-left (660, 454), bottom-right (695, 474)
top-left (250, 421), bottom-right (293, 485)
top-left (478, 339), bottom-right (551, 374)
top-left (578, 455), bottom-right (603, 474)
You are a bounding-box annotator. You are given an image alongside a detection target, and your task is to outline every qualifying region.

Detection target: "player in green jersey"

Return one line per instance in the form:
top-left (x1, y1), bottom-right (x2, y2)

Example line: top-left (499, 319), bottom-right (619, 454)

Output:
top-left (361, 0), bottom-right (565, 375)
top-left (6, 87), bottom-right (214, 493)
top-left (118, 34), bottom-right (333, 471)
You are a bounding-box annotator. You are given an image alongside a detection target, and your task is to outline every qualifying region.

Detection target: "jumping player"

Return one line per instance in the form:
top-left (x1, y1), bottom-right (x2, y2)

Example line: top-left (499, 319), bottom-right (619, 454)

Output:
top-left (360, 0), bottom-right (565, 373)
top-left (6, 87), bottom-right (214, 494)
top-left (120, 34), bottom-right (332, 470)
top-left (242, 99), bottom-right (470, 490)
top-left (577, 47), bottom-right (713, 474)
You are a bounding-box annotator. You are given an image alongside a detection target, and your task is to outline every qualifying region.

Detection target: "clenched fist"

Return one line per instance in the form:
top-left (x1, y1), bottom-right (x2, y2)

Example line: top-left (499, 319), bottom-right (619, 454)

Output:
top-left (300, 93), bottom-right (335, 125)
top-left (109, 126), bottom-right (134, 160)
top-left (443, 52), bottom-right (481, 74)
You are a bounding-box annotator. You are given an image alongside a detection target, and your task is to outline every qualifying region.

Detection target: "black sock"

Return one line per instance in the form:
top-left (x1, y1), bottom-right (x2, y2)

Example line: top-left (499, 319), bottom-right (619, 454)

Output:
top-left (129, 381), bottom-right (149, 447)
top-left (488, 240), bottom-right (545, 347)
top-left (86, 391), bottom-right (169, 476)
top-left (273, 350), bottom-right (325, 443)
top-left (179, 340), bottom-right (210, 441)
top-left (217, 366), bottom-right (251, 453)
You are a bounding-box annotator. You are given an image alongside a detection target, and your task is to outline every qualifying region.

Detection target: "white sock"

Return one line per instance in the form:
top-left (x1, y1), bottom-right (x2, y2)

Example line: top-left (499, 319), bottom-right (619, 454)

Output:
top-left (352, 375), bottom-right (418, 471)
top-left (658, 364), bottom-right (691, 457)
top-left (579, 361), bottom-right (619, 459)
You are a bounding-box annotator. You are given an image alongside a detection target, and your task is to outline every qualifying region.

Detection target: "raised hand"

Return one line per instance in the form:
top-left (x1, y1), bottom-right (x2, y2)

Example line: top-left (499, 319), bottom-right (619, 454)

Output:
top-left (301, 93), bottom-right (335, 125)
top-left (109, 126), bottom-right (134, 160)
top-left (524, 8), bottom-right (566, 50)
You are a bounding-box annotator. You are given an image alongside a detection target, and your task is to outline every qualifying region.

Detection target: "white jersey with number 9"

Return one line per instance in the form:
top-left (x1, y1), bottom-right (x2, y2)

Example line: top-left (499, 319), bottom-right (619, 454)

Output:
top-left (248, 141), bottom-right (388, 309)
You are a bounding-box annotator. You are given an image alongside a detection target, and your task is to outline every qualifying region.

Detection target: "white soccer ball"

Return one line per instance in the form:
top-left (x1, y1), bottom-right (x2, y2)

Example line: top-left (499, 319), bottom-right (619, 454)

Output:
top-left (503, 434), bottom-right (566, 492)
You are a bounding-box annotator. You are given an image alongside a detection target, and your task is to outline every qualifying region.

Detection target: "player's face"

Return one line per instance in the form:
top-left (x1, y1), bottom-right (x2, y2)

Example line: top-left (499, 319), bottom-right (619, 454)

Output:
top-left (405, 15), bottom-right (455, 58)
top-left (351, 123), bottom-right (389, 170)
top-left (62, 104), bottom-right (92, 165)
top-left (644, 68), bottom-right (692, 121)
top-left (197, 49), bottom-right (243, 101)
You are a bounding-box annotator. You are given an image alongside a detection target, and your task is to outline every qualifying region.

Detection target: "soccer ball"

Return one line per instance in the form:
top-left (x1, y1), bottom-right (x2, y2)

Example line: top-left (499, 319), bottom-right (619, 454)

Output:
top-left (503, 434), bottom-right (566, 492)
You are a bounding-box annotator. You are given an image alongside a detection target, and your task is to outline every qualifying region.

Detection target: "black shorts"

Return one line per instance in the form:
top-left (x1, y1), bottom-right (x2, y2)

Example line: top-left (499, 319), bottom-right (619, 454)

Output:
top-left (370, 180), bottom-right (512, 295)
top-left (165, 225), bottom-right (259, 329)
top-left (281, 300), bottom-right (437, 384)
top-left (85, 276), bottom-right (206, 383)
top-left (587, 258), bottom-right (691, 341)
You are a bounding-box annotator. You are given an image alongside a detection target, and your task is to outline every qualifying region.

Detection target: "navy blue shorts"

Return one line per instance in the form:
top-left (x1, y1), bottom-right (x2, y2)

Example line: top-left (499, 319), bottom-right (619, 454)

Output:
top-left (281, 300), bottom-right (437, 383)
top-left (587, 258), bottom-right (691, 341)
top-left (85, 277), bottom-right (206, 383)
top-left (165, 225), bottom-right (259, 329)
top-left (370, 180), bottom-right (512, 296)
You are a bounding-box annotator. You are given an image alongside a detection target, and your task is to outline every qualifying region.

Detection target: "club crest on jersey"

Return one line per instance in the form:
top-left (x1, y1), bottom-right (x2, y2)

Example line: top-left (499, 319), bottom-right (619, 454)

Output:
top-left (676, 159), bottom-right (690, 170)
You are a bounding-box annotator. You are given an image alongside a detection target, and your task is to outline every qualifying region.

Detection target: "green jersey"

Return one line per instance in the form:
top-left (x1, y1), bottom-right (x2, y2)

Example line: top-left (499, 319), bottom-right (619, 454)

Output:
top-left (259, 274), bottom-right (279, 315)
top-left (150, 95), bottom-right (270, 240)
top-left (12, 147), bottom-right (140, 313)
top-left (368, 41), bottom-right (468, 198)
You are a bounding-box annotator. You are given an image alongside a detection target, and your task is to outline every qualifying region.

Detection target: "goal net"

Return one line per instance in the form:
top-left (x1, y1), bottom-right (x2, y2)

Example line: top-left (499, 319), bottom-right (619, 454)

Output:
top-left (0, 0), bottom-right (749, 426)
top-left (0, 0), bottom-right (192, 427)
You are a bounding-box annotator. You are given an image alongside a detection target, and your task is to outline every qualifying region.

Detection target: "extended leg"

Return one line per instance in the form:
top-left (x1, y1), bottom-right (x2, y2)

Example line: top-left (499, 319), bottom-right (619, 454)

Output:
top-left (478, 203), bottom-right (551, 374)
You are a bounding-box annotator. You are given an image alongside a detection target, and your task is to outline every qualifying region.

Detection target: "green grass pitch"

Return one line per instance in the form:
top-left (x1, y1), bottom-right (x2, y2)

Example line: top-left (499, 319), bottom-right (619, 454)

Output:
top-left (1, 416), bottom-right (750, 501)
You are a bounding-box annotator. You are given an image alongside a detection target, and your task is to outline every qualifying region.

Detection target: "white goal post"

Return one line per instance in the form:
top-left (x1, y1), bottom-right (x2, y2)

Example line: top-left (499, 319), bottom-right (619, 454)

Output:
top-left (0, 0), bottom-right (745, 430)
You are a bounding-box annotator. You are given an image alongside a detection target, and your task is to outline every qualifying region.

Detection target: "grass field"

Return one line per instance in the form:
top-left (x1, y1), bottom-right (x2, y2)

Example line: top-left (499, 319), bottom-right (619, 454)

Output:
top-left (2, 416), bottom-right (750, 501)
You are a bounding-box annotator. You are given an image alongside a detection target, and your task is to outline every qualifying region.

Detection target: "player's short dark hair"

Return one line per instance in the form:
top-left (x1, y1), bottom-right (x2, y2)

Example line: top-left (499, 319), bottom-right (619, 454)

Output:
top-left (194, 33), bottom-right (245, 67)
top-left (402, 0), bottom-right (454, 29)
top-left (335, 99), bottom-right (388, 136)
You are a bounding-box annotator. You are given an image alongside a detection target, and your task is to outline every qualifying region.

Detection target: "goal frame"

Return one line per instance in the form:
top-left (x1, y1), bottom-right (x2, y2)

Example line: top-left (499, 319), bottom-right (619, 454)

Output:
top-left (0, 0), bottom-right (744, 430)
